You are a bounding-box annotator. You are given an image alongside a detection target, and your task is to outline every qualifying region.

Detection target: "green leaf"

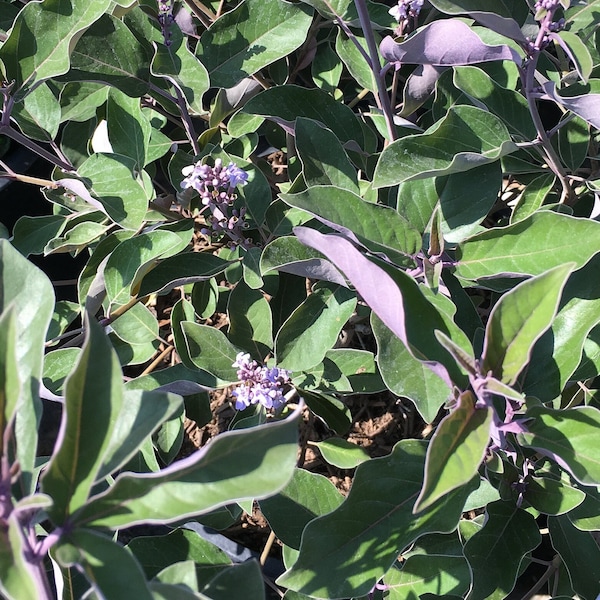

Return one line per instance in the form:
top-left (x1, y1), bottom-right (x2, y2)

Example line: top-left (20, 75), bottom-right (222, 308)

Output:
top-left (106, 88), bottom-right (151, 170)
top-left (137, 252), bottom-right (231, 297)
top-left (55, 529), bottom-right (153, 600)
top-left (518, 406), bottom-right (600, 486)
top-left (0, 240), bottom-right (54, 494)
top-left (110, 302), bottom-right (159, 345)
top-left (41, 317), bottom-right (124, 523)
top-left (556, 30), bottom-right (593, 83)
top-left (524, 476), bottom-right (586, 515)
top-left (384, 554), bottom-right (470, 598)
top-left (198, 0), bottom-right (313, 88)
top-left (567, 484), bottom-right (600, 531)
top-left (44, 220), bottom-right (110, 255)
top-left (464, 501), bottom-right (541, 600)
top-left (127, 528), bottom-right (231, 581)
top-left (299, 389), bottom-right (352, 435)
top-left (59, 82), bottom-right (108, 123)
top-left (558, 114), bottom-right (589, 172)
top-left (549, 515), bottom-right (600, 600)
top-left (311, 438), bottom-right (370, 469)
top-left (151, 23), bottom-right (209, 115)
top-left (311, 41), bottom-right (342, 93)
top-left (181, 322), bottom-right (239, 383)
top-left (154, 408), bottom-right (184, 465)
top-left (510, 173), bottom-right (555, 224)
top-left (260, 468), bottom-right (344, 549)
top-left (104, 231), bottom-right (189, 306)
top-left (482, 263), bottom-right (574, 385)
top-left (227, 282), bottom-right (273, 360)
top-left (70, 408), bottom-right (300, 528)
top-left (77, 153), bottom-right (148, 231)
top-left (43, 348), bottom-right (81, 395)
top-left (98, 389), bottom-right (182, 479)
top-left (415, 391), bottom-right (492, 512)
top-left (0, 514), bottom-right (41, 600)
top-left (277, 440), bottom-right (477, 599)
top-left (335, 29), bottom-right (376, 93)
top-left (295, 118), bottom-right (359, 192)
top-left (57, 13), bottom-right (150, 96)
top-left (275, 282), bottom-right (357, 371)
top-left (324, 348), bottom-right (386, 394)
top-left (456, 211), bottom-right (600, 279)
top-left (11, 215), bottom-right (66, 257)
top-left (373, 105), bottom-right (516, 188)
top-left (280, 186), bottom-right (421, 261)
top-left (11, 82), bottom-right (61, 142)
top-left (241, 246), bottom-right (264, 290)
top-left (201, 560), bottom-right (265, 600)
top-left (0, 308), bottom-right (20, 466)
top-left (372, 313), bottom-right (452, 424)
top-left (0, 0), bottom-right (112, 97)
top-left (242, 85), bottom-right (364, 147)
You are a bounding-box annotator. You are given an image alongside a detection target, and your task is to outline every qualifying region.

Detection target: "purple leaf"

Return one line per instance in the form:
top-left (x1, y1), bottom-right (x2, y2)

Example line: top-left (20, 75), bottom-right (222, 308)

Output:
top-left (401, 64), bottom-right (446, 117)
top-left (544, 82), bottom-right (600, 129)
top-left (380, 20), bottom-right (521, 67)
top-left (466, 13), bottom-right (527, 43)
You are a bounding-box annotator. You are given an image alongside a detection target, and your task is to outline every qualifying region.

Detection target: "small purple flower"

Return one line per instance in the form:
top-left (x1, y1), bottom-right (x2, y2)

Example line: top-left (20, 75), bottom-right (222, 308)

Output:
top-left (157, 0), bottom-right (175, 47)
top-left (389, 0), bottom-right (424, 22)
top-left (231, 352), bottom-right (292, 411)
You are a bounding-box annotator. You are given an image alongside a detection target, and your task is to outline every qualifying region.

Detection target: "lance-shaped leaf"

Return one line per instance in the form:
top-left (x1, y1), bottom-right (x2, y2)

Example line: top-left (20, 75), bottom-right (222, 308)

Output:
top-left (0, 241), bottom-right (54, 495)
top-left (198, 0), bottom-right (313, 88)
top-left (415, 391), bottom-right (492, 512)
top-left (41, 318), bottom-right (124, 524)
top-left (69, 408), bottom-right (300, 529)
top-left (275, 282), bottom-right (357, 372)
top-left (482, 263), bottom-right (574, 385)
top-left (379, 19), bottom-right (520, 67)
top-left (281, 186), bottom-right (421, 262)
top-left (518, 406), bottom-right (600, 486)
top-left (456, 211), bottom-right (600, 279)
top-left (54, 529), bottom-right (153, 600)
top-left (373, 105), bottom-right (516, 188)
top-left (0, 0), bottom-right (112, 98)
top-left (550, 31), bottom-right (593, 83)
top-left (0, 308), bottom-right (21, 461)
top-left (277, 440), bottom-right (477, 599)
top-left (464, 501), bottom-right (541, 599)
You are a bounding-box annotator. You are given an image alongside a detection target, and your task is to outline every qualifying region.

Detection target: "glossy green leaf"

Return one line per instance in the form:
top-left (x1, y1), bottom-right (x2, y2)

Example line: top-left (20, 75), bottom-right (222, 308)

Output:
top-left (151, 23), bottom-right (209, 115)
top-left (335, 29), bottom-right (376, 93)
top-left (299, 389), bottom-right (352, 435)
top-left (373, 105), bottom-right (516, 188)
top-left (0, 513), bottom-right (41, 600)
top-left (104, 231), bottom-right (189, 305)
top-left (198, 0), bottom-right (313, 88)
top-left (324, 348), bottom-right (386, 394)
top-left (549, 515), bottom-right (600, 600)
top-left (59, 82), bottom-right (108, 123)
top-left (242, 85), bottom-right (364, 147)
top-left (522, 254), bottom-right (600, 401)
top-left (281, 186), bottom-right (421, 261)
top-left (0, 308), bottom-right (20, 461)
top-left (295, 118), bottom-right (359, 192)
top-left (482, 263), bottom-right (574, 385)
top-left (260, 468), bottom-right (344, 549)
top-left (181, 321), bottom-right (239, 383)
top-left (277, 440), bottom-right (477, 598)
top-left (567, 485), bottom-right (600, 531)
top-left (41, 318), bottom-right (123, 523)
top-left (311, 438), bottom-right (370, 469)
top-left (453, 66), bottom-right (536, 140)
top-left (456, 211), bottom-right (600, 279)
top-left (11, 82), bottom-right (61, 142)
top-left (127, 528), bottom-right (231, 581)
top-left (510, 173), bottom-right (555, 224)
top-left (45, 220), bottom-right (110, 255)
top-left (11, 215), bottom-right (66, 257)
top-left (372, 312), bottom-right (452, 424)
top-left (415, 391), bottom-right (492, 512)
top-left (0, 0), bottom-right (112, 97)
top-left (241, 246), bottom-right (263, 290)
top-left (518, 406), bottom-right (600, 486)
top-left (524, 476), bottom-right (586, 515)
top-left (275, 282), bottom-right (356, 371)
top-left (106, 88), bottom-right (151, 170)
top-left (70, 408), bottom-right (300, 528)
top-left (110, 302), bottom-right (158, 345)
top-left (384, 554), bottom-right (470, 599)
top-left (0, 240), bottom-right (54, 494)
top-left (57, 13), bottom-right (150, 96)
top-left (55, 529), bottom-right (153, 600)
top-left (311, 41), bottom-right (342, 93)
top-left (227, 282), bottom-right (273, 360)
top-left (558, 114), bottom-right (589, 172)
top-left (464, 501), bottom-right (541, 600)
top-left (77, 153), bottom-right (148, 231)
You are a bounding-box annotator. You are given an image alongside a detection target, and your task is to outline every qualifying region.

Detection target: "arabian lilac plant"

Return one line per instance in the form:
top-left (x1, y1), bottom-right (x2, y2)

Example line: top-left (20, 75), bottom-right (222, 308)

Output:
top-left (1, 0), bottom-right (600, 599)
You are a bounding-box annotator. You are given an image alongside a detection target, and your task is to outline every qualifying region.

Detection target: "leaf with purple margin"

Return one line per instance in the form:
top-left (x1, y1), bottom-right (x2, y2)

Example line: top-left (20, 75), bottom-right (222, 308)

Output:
top-left (69, 408), bottom-right (300, 529)
top-left (518, 406), bottom-right (600, 486)
top-left (415, 391), bottom-right (492, 512)
top-left (482, 263), bottom-right (574, 385)
top-left (277, 440), bottom-right (477, 599)
top-left (379, 20), bottom-right (520, 67)
top-left (550, 31), bottom-right (593, 83)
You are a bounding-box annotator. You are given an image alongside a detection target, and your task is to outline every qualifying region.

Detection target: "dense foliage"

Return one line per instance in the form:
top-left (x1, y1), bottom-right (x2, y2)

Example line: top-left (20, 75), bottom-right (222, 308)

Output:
top-left (1, 0), bottom-right (600, 598)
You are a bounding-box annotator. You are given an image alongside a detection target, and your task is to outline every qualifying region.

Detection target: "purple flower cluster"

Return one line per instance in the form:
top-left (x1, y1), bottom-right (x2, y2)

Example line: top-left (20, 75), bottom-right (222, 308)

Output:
top-left (231, 352), bottom-right (292, 411)
top-left (181, 159), bottom-right (250, 247)
top-left (157, 0), bottom-right (175, 47)
top-left (388, 0), bottom-right (424, 22)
